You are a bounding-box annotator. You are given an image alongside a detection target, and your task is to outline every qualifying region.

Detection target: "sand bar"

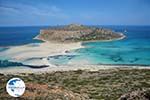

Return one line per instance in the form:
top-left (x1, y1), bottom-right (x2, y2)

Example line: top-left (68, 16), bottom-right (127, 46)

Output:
top-left (0, 41), bottom-right (83, 66)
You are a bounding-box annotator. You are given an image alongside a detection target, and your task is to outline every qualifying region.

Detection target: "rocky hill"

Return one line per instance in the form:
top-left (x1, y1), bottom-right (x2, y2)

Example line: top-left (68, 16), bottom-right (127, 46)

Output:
top-left (0, 69), bottom-right (150, 100)
top-left (36, 24), bottom-right (125, 43)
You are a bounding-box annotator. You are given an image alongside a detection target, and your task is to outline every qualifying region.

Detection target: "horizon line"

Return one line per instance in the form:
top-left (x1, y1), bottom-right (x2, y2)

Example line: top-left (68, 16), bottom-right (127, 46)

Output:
top-left (1, 24), bottom-right (150, 27)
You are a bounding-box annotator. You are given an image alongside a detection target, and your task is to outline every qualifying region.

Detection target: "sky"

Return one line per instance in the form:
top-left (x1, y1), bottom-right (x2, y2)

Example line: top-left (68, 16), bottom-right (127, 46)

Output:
top-left (0, 0), bottom-right (150, 26)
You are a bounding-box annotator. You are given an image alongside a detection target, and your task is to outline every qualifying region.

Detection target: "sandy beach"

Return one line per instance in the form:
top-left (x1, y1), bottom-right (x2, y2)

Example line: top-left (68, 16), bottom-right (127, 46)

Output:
top-left (0, 41), bottom-right (86, 74)
top-left (0, 31), bottom-right (149, 74)
top-left (0, 63), bottom-right (150, 74)
top-left (0, 41), bottom-right (83, 66)
top-left (1, 40), bottom-right (150, 74)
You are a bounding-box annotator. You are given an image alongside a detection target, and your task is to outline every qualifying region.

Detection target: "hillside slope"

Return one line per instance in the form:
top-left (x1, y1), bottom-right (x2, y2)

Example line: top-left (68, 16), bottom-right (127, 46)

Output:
top-left (36, 24), bottom-right (125, 43)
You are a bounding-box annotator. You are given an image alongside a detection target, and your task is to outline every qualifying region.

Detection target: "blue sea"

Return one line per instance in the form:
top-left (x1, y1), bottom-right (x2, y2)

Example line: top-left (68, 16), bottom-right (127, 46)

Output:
top-left (0, 26), bottom-right (47, 46)
top-left (0, 26), bottom-right (150, 67)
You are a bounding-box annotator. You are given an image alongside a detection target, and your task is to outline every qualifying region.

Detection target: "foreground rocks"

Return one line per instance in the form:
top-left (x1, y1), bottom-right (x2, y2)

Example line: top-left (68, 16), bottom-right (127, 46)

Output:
top-left (119, 89), bottom-right (150, 100)
top-left (24, 83), bottom-right (88, 100)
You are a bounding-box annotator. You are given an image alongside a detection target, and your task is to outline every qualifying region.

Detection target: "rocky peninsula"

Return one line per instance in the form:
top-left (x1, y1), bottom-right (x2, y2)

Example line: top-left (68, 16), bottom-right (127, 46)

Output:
top-left (36, 24), bottom-right (125, 43)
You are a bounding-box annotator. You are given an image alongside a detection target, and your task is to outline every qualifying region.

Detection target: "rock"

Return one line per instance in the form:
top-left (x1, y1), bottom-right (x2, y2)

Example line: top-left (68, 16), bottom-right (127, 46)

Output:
top-left (119, 89), bottom-right (150, 100)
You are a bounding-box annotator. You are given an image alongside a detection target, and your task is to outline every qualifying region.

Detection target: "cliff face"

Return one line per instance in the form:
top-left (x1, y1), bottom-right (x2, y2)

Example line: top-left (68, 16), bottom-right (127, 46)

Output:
top-left (36, 24), bottom-right (125, 43)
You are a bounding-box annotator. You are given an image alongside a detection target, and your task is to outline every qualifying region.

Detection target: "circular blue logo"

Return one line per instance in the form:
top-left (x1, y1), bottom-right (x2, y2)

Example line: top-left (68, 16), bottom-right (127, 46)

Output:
top-left (6, 78), bottom-right (25, 97)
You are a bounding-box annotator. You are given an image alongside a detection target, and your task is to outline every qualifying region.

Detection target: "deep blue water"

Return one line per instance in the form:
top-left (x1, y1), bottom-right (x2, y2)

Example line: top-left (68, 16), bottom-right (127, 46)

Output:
top-left (0, 26), bottom-right (150, 67)
top-left (0, 26), bottom-right (48, 46)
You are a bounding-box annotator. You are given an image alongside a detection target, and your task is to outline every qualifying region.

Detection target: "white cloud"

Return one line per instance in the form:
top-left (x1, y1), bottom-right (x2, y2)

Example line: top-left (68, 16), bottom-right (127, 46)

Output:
top-left (0, 3), bottom-right (69, 19)
top-left (0, 5), bottom-right (20, 14)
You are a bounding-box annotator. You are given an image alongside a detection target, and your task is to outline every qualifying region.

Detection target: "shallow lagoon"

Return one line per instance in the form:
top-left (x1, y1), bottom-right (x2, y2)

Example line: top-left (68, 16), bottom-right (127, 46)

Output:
top-left (0, 26), bottom-right (150, 67)
top-left (48, 26), bottom-right (150, 66)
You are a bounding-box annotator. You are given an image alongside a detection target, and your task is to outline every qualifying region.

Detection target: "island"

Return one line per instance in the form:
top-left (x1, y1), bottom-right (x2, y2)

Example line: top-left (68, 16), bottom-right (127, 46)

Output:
top-left (36, 24), bottom-right (125, 43)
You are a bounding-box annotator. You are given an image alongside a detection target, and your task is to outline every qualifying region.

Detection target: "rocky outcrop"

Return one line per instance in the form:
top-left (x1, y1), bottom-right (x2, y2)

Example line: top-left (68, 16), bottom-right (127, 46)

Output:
top-left (23, 83), bottom-right (89, 100)
top-left (36, 24), bottom-right (125, 43)
top-left (119, 89), bottom-right (150, 100)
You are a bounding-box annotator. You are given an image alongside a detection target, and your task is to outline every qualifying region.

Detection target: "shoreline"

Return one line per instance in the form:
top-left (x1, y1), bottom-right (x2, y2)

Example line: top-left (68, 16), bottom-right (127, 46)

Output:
top-left (0, 64), bottom-right (150, 74)
top-left (0, 40), bottom-right (83, 67)
top-left (1, 33), bottom-right (150, 74)
top-left (81, 32), bottom-right (126, 44)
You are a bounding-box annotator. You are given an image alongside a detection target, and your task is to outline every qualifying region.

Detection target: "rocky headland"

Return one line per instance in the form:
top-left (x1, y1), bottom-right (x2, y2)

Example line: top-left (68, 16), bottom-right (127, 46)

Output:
top-left (36, 24), bottom-right (125, 43)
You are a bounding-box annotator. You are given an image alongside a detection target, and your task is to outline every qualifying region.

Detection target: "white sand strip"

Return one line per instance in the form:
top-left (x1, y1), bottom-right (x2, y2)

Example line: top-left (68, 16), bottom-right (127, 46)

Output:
top-left (0, 42), bottom-right (83, 66)
top-left (0, 64), bottom-right (150, 74)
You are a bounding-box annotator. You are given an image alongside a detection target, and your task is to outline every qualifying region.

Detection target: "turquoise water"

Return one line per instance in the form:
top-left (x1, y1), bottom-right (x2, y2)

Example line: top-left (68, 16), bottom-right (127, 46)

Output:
top-left (48, 26), bottom-right (150, 66)
top-left (0, 26), bottom-right (150, 67)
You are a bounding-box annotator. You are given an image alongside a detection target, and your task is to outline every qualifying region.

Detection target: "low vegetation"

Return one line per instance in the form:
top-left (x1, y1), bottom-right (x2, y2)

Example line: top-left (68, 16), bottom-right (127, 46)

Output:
top-left (37, 24), bottom-right (124, 42)
top-left (0, 68), bottom-right (150, 100)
